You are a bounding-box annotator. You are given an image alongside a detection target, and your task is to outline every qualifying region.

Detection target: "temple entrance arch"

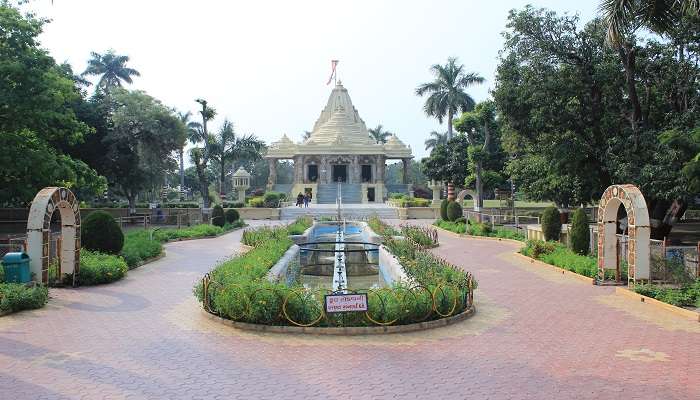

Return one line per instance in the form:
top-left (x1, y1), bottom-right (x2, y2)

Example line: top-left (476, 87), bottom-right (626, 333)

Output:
top-left (597, 184), bottom-right (650, 283)
top-left (26, 187), bottom-right (81, 285)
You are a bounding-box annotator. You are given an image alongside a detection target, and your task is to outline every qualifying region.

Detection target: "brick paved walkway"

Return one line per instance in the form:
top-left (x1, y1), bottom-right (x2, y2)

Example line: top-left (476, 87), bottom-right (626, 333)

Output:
top-left (1, 220), bottom-right (699, 399)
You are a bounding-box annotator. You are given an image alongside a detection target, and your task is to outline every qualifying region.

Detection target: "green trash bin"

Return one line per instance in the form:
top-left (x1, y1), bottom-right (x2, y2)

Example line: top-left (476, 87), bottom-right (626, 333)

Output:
top-left (2, 252), bottom-right (31, 283)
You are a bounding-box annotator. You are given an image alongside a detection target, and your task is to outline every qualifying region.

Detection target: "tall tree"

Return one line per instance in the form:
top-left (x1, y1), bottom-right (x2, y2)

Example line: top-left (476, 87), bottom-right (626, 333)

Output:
top-left (415, 57), bottom-right (484, 140)
top-left (189, 98), bottom-right (217, 208)
top-left (210, 119), bottom-right (264, 196)
top-left (0, 3), bottom-right (105, 205)
top-left (105, 89), bottom-right (186, 210)
top-left (368, 124), bottom-right (392, 144)
top-left (494, 6), bottom-right (699, 237)
top-left (424, 130), bottom-right (448, 152)
top-left (82, 50), bottom-right (140, 90)
top-left (176, 111), bottom-right (202, 199)
top-left (454, 101), bottom-right (501, 211)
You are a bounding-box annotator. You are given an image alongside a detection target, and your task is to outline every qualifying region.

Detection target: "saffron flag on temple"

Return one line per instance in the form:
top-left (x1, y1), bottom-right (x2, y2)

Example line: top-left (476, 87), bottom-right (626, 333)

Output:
top-left (326, 60), bottom-right (339, 85)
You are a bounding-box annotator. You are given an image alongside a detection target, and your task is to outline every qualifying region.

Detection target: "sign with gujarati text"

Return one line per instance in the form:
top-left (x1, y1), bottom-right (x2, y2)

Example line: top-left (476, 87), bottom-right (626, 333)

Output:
top-left (324, 293), bottom-right (368, 313)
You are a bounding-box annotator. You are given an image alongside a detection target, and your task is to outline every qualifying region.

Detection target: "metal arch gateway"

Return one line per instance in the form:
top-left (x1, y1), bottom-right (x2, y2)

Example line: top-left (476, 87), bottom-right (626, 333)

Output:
top-left (597, 184), bottom-right (650, 284)
top-left (26, 187), bottom-right (81, 285)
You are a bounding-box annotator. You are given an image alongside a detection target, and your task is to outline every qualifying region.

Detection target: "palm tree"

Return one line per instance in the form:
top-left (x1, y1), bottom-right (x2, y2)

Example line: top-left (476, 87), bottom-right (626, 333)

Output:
top-left (599, 0), bottom-right (700, 44)
top-left (82, 50), bottom-right (140, 90)
top-left (176, 111), bottom-right (202, 199)
top-left (210, 119), bottom-right (264, 196)
top-left (368, 124), bottom-right (393, 144)
top-left (415, 57), bottom-right (484, 140)
top-left (424, 131), bottom-right (448, 152)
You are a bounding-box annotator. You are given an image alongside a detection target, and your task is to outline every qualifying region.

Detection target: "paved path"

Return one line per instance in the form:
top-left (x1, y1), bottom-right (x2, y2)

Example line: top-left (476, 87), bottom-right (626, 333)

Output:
top-left (1, 221), bottom-right (699, 399)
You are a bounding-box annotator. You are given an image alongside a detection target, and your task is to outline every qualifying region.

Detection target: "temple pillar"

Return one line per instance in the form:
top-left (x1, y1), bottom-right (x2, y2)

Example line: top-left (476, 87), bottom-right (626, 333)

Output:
top-left (352, 156), bottom-right (360, 184)
top-left (294, 156), bottom-right (304, 184)
top-left (377, 156), bottom-right (386, 182)
top-left (320, 156), bottom-right (329, 184)
top-left (267, 158), bottom-right (277, 190)
top-left (402, 158), bottom-right (409, 185)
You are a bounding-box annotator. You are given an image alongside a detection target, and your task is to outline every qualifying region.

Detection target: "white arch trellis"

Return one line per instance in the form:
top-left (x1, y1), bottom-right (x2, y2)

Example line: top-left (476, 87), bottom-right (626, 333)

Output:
top-left (597, 184), bottom-right (650, 283)
top-left (26, 187), bottom-right (81, 285)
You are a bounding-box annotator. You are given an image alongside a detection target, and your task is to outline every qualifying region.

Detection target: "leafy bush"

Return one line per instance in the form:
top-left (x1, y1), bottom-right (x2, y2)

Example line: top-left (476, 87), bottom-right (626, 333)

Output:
top-left (440, 199), bottom-right (449, 220)
top-left (389, 193), bottom-right (407, 199)
top-left (493, 228), bottom-right (526, 241)
top-left (454, 217), bottom-right (466, 224)
top-left (222, 201), bottom-right (245, 208)
top-left (634, 281), bottom-right (700, 307)
top-left (120, 230), bottom-right (163, 269)
top-left (81, 211), bottom-right (124, 254)
top-left (446, 200), bottom-right (463, 221)
top-left (211, 205), bottom-right (225, 227)
top-left (248, 197), bottom-right (264, 208)
top-left (225, 208), bottom-right (240, 223)
top-left (77, 250), bottom-right (128, 285)
top-left (0, 283), bottom-right (48, 314)
top-left (468, 220), bottom-right (492, 236)
top-left (569, 208), bottom-right (589, 255)
top-left (540, 206), bottom-right (562, 241)
top-left (262, 191), bottom-right (286, 208)
top-left (393, 197), bottom-right (431, 207)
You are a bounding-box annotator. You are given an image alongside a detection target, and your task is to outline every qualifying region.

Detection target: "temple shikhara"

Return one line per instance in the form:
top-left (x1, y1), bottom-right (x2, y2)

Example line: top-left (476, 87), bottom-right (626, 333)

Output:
top-left (265, 81), bottom-right (413, 204)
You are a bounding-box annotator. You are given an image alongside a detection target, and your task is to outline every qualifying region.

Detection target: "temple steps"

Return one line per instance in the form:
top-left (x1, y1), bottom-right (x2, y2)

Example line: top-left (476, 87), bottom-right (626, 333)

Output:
top-left (280, 204), bottom-right (399, 220)
top-left (316, 184), bottom-right (362, 204)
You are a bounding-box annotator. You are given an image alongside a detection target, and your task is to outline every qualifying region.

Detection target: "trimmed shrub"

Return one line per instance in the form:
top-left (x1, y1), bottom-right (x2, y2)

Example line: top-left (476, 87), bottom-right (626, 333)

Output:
top-left (0, 283), bottom-right (48, 314)
top-left (248, 197), bottom-right (264, 208)
top-left (225, 209), bottom-right (240, 223)
top-left (81, 211), bottom-right (124, 254)
top-left (440, 199), bottom-right (449, 220)
top-left (77, 250), bottom-right (128, 285)
top-left (212, 205), bottom-right (225, 227)
top-left (540, 206), bottom-right (562, 241)
top-left (569, 208), bottom-right (590, 255)
top-left (446, 200), bottom-right (463, 222)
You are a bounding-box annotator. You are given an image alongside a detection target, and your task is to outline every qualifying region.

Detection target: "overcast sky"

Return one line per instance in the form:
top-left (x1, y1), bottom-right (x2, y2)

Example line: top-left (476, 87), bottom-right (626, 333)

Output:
top-left (28, 0), bottom-right (599, 160)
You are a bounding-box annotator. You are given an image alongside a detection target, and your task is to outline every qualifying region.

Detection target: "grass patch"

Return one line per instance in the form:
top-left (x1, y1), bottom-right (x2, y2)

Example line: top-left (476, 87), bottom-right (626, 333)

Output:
top-left (434, 219), bottom-right (525, 241)
top-left (0, 283), bottom-right (48, 315)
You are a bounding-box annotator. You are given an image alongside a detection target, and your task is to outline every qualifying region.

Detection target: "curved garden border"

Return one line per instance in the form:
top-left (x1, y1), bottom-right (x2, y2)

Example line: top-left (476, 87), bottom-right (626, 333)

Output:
top-left (201, 304), bottom-right (476, 335)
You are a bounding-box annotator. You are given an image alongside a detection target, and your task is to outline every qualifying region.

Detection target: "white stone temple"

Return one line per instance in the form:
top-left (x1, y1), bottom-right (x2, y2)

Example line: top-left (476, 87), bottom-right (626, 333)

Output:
top-left (266, 81), bottom-right (413, 204)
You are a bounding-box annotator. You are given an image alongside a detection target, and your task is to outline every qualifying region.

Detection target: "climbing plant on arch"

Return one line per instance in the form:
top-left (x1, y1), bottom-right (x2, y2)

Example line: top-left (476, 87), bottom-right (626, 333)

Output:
top-left (597, 184), bottom-right (650, 283)
top-left (26, 187), bottom-right (81, 285)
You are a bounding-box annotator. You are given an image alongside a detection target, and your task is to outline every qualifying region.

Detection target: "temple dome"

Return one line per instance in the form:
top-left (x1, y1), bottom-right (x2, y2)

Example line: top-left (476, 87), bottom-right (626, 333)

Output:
top-left (305, 82), bottom-right (376, 146)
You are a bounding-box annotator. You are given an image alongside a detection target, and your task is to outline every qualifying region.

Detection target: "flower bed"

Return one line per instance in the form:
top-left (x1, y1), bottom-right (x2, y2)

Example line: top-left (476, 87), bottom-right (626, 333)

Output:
top-left (197, 217), bottom-right (475, 328)
top-left (399, 225), bottom-right (439, 248)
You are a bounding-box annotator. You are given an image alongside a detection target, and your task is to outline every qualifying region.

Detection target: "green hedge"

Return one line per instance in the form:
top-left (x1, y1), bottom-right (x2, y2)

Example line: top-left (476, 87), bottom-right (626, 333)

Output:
top-left (0, 283), bottom-right (48, 314)
top-left (77, 250), bottom-right (128, 285)
top-left (440, 199), bottom-right (449, 220)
